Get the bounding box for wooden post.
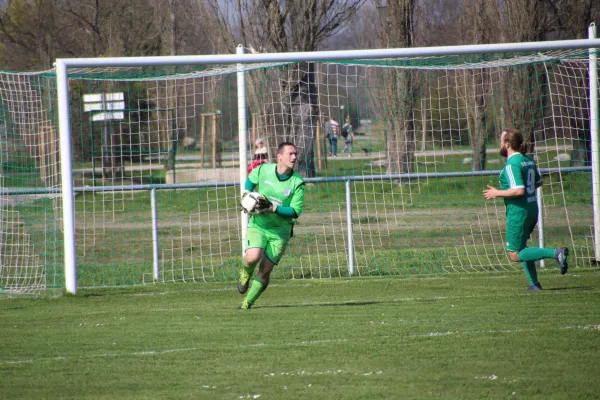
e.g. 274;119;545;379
316;120;322;170
251;113;257;145
40;126;47;183
215;113;222;167
200;115;206;168
39;126;48;184
421;98;426;152
48;127;58;185
212;114;217;168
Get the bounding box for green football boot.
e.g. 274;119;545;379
237;299;251;310
237;268;252;294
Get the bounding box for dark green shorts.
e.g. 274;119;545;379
245;224;289;264
505;206;538;252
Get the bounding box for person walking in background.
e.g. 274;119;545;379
238;142;305;309
483;127;569;291
325;116;339;157
341;118;354;156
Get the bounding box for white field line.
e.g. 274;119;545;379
1;324;598;366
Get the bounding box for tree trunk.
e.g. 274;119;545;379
287;62;318;177
385;70;416;178
470;82;487;171
571;127;592;167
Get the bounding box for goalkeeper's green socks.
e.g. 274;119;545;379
517;247;555;262
245;276;268;306
520;260;538;286
242;263;254;276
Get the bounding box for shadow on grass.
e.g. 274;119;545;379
258;300;383;309
544;286;595;291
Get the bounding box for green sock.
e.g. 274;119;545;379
243;263;254;275
245;275;268;305
518;247;555;262
520;261;538;285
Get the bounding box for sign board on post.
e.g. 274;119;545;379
83;93;125;120
83;93;125;179
92;112;125;122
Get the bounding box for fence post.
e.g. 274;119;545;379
345;180;354;276
151;188;160;280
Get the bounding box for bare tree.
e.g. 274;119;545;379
203;0;367;177
456;0;496;171
546;0;599;165
369;0;418;177
0;0;58;70
493;1;552;156
548;0;600;39
475;0;598;164
0;0;168;69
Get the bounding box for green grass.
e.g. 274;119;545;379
1;270;599;399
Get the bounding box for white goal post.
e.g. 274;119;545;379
47;36;600;295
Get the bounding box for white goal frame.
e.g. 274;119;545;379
55;35;600;294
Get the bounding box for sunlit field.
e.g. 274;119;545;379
1;270;599;399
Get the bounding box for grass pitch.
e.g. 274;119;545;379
1;270;599;399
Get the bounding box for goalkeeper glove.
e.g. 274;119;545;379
257;202;277;214
254;195;275;214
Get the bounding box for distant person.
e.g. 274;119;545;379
325;117;339;157
254;138;268;158
248;138;268;173
483;128;569;292
341;119;354;156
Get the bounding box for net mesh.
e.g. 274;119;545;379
0;47;597;292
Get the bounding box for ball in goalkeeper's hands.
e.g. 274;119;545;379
241;191;272;215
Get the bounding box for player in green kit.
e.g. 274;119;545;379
237;142;305;309
483;128;569;291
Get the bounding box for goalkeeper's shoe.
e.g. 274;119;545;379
237;268;252;294
237;299;251;310
555;247;569;275
526;283;543;292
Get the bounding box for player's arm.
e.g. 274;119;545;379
484;164;525;199
483;185;525;199
244;178;256;192
242;164;262;196
286;182;305;217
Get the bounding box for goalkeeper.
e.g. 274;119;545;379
483;128;569;291
238;142;305;309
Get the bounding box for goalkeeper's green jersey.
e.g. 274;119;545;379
248;163;305;236
499;152;541;211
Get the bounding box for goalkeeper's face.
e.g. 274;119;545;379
277;145;298;172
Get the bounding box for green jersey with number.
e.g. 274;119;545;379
499;153;541;210
248;163;305;236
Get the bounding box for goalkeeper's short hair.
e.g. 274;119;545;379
277;142;296;154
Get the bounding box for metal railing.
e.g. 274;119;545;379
1;166;591;288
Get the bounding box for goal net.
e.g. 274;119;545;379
0;46;597;293
0;71;63;294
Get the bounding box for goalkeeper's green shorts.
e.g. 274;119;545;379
245;224;289;265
